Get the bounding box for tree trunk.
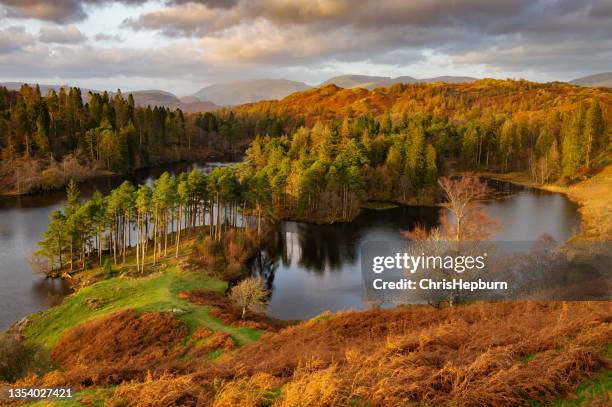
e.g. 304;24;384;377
175;205;182;258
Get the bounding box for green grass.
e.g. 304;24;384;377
23;264;262;349
23;388;113;407
543;370;611;406
520;353;538;363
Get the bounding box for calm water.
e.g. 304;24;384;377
252;184;582;320
0;176;582;329
0;162;226;330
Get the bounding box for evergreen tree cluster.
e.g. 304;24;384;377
37;166;272;275
242;114;440;222
0;84;186;172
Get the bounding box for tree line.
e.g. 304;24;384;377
36;165;272;276
0;84;295;194
36;95;610;273
239;97;608;222
234;80;611;182
0;84;188;172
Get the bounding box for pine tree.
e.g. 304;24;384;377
561;109;585;178
405;126;426;186
461;126;479;167
425;144;438;185
380;110;392;135
37;210;67;274
65;179;80;216
584;100;605;168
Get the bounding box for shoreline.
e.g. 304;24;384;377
0;150;236;198
478;167;612;240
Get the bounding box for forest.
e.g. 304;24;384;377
237;85;610;221
5;79;610;407
34;79;612;275
35;165;271;278
0;84;260;194
3;80;610;199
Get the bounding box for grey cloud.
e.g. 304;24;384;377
0;26;34;54
121;3;221;37
1;0;612;89
0;0;233;23
121;0;612;80
0;0;148;23
168;0;238;8
589;0;612;17
122;1;612;57
0;40;214;80
39;25;86;44
1;0;87;23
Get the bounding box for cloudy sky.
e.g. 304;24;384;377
1;0;611;95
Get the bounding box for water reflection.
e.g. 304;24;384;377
0;161;230;330
252;185;582;320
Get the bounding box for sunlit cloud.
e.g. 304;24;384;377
0;0;611;93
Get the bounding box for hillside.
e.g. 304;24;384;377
322;75;477;90
572;72;612;88
233;79;612;125
321;74;390;89
11;295;611;406
126;89;180;106
193;78;310;105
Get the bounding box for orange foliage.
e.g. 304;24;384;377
48;310;189;386
233;80;612;127
25;302;612;406
200;301;611;406
179;289;282;330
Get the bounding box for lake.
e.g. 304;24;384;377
0;162;225;330
251;183;582;320
0;175;581;329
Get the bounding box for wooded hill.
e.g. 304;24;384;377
209;80;611;222
232;79;612;125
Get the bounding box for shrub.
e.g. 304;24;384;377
0;333;50;382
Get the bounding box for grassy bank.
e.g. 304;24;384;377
23;264;262;349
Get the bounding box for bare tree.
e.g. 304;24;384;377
437;174;496;241
229;277;269;319
403;174;500;306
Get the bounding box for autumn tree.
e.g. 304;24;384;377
229;277;269;319
437;174;494;241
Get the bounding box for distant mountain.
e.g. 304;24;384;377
126;89;180;106
192;79;310;106
125;90;219;112
571;72;612;87
179;96;201;104
322;75;477;90
321;75;390;89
